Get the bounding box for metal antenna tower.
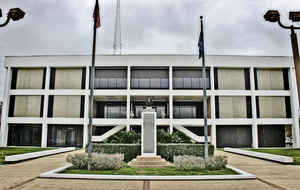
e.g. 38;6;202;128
113;0;121;54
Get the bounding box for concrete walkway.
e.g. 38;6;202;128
0;150;299;190
216;150;300;190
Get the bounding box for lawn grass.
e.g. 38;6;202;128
246;148;300;165
0;147;55;164
62;166;237;176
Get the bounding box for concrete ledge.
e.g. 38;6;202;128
40;164;256;180
224;148;293;163
5;147;76;162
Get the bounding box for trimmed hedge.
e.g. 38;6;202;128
90;143;214;162
157;144;214;162
90;143;141;162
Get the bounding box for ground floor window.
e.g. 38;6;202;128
47;125;83;147
8;124;42;146
216;125;252;148
258;125;286;147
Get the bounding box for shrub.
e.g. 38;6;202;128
105;129;192;144
207;155;228;170
157;144;214;162
90;143;141;162
90;153;124;170
90;143;214;163
105;131;141;144
174;155;205;170
66;153;88;169
157;129;192;143
66;153;124;170
157;129;172;143
171;131;192;143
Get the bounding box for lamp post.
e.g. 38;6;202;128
0;8;25;27
264;10;300;101
264;10;300;148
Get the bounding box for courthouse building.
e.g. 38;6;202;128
0;55;299;148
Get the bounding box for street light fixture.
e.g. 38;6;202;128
0;8;25;27
289;12;300;22
264;10;300;148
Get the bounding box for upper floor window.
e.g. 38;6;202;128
254;68;289;90
131;67;169;89
50;68;86;89
11;68;45;89
94;67;127;89
214;68;250;90
173;67;210;89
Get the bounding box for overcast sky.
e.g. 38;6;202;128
0;0;300;97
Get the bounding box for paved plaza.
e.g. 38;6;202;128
0;150;299;190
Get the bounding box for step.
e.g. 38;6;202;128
136;156;162;161
129;164;173;168
129;160;169;166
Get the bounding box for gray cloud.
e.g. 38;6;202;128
0;0;300;97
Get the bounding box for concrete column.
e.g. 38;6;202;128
127;65;131;90
211;124;216;147
41;124;48;147
289;67;300;148
169;95;173;134
210;66;215;90
41;66;50;147
210;66;217;147
126;95;130;131
126;66;131;132
211;95;216;147
83;123;89;148
252;124;258;148
0;67;11;147
250;67;258;148
83;66;90;148
169;65;173;90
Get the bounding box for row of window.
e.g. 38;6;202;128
8;96;292;119
10;67;289;90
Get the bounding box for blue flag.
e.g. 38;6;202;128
198;29;203;59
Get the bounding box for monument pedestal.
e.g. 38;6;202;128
128;107;172;168
128;155;172;168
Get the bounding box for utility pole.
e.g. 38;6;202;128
264;10;300;148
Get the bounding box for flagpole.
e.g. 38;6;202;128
199;16;209;168
88;1;98;171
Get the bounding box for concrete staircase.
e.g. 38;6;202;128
128;155;173;168
92;125;125;142
173;125;211;143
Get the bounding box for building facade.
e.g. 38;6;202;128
0;55;299;148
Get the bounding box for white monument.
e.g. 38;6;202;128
128;105;172;168
141;107;157;156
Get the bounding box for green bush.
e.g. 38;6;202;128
90;143;141;162
157;129;191;143
105;131;141;144
104;129;192;144
90;143;214;163
171;131;192;143
157;144;214;162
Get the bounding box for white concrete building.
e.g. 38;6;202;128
0;55;299;148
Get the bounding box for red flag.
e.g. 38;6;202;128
93;0;101;28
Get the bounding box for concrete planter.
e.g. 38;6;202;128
40;164;256;180
5;147;76;162
224;148;293;163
